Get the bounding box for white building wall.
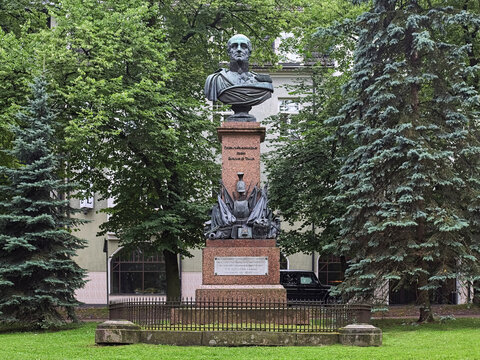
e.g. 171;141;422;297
181;272;203;299
75;272;107;305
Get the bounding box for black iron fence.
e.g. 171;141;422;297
109;298;371;332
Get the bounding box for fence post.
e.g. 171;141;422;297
357;305;372;324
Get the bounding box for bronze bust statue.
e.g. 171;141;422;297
204;34;274;122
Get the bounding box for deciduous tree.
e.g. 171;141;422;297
39;0;301;298
265;0;363;258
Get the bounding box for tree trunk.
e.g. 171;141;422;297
417;273;434;323
473;280;480;305
415;196;433;322
66;306;79;323
163;250;181;300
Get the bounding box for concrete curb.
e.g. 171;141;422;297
95;321;382;347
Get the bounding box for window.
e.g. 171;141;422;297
318;255;343;286
280;253;289;270
111;248;166;294
300;275;313;285
278;99;300;138
79;197;94;209
278;99;299;114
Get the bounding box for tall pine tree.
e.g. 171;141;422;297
0;76;86;329
332;0;480;322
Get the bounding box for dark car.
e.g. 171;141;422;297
280;270;332;302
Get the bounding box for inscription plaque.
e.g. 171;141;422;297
214;256;268;276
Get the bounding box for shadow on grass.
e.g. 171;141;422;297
372;318;480;332
0;321;84;334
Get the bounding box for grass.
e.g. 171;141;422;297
0;318;479;360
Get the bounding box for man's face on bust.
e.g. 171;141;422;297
228;37;251;62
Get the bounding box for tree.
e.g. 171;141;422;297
0;1;52;170
34;0;301;298
0;76;86;329
331;0;480;322
446;0;480;305
265;0;363;257
265;68;352;256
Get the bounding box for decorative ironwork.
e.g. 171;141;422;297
205;177;280;240
109;298;371;332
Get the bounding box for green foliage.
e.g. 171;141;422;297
266;1;364;255
0;76;86;329
0;1;51;170
265;72;352;255
0;0;303;298
46;0;211;255
331;0;480;305
0;0;51;36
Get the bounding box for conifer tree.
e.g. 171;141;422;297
332;0;480;322
0;76;86;329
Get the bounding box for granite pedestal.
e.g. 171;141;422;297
196;239;286;302
197;121;285;302
217;122;265;196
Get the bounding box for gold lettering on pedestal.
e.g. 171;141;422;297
225;146;257;161
228;157;255;161
224;146;258;150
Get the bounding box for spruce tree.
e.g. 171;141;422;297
0;76;86;329
332;0;480;322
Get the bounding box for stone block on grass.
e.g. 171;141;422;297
95;320;141;345
339;324;382;347
141;330;203;346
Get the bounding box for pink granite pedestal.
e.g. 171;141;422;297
217;122;265;196
196;239;286;302
196;122;286;303
195;285;287;303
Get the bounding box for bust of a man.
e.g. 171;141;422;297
204;34;274;122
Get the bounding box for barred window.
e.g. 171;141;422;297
111;249;166;295
318;255;343;286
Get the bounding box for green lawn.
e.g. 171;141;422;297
0;319;478;360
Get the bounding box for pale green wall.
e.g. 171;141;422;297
72;197;109;272
287;252;314;271
181;248;203;272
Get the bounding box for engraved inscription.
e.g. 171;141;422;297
224;145;256;161
214;256;268;276
224;146;258;150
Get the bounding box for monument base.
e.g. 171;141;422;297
202;242;280;285
196;285;286;303
199;239;284;302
